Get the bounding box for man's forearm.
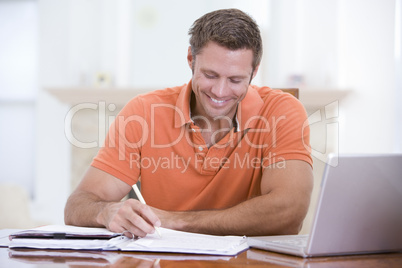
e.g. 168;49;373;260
64;190;109;227
155;192;310;236
65;189;161;237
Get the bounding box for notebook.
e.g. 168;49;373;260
247;154;402;257
9;225;248;256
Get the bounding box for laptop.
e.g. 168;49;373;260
247;154;402;257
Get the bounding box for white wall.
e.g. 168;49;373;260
33;0;71;224
338;0;399;154
396;0;402;152
267;0;399;155
0;1;37;195
62;0;270;89
266;0;339;88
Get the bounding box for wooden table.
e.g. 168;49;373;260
1;247;401;267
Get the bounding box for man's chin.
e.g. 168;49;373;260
208;110;235;121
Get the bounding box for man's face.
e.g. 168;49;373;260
188;41;259;121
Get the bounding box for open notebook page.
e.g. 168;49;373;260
120;227;248;255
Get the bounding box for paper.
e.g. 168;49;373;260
9;225;123;250
9;225;119;239
122;228;248;255
9;238;115;250
0;229;21;247
9;225;249;256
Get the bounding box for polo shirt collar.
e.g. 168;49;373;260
237;85;264;130
174;81;264;130
174;82;193;128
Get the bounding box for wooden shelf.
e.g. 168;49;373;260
46;87;352;110
46;87;152;107
299;88;352;110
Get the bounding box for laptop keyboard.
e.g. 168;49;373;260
270;235;309;248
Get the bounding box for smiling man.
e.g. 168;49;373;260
64;9;313;237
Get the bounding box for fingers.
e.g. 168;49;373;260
106;199;161;238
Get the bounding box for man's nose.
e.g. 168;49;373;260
210;79;229;98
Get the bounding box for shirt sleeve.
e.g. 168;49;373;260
91;96;148;186
261;92;313;168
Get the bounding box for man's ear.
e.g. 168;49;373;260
252;64;260;80
187;46;193;69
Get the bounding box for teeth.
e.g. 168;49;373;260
211;97;225;103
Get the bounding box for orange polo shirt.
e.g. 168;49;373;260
92;82;312;211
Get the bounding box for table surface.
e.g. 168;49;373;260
1;247;402;268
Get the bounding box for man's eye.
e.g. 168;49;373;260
205;73;216;79
230;79;242;84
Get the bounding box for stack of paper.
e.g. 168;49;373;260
9;225;120;239
9;225;248;256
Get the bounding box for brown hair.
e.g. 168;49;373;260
188;8;263;71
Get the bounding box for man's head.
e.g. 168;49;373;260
188;8;263;72
187;9;263;124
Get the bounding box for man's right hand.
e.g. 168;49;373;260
97;198;161;237
64;166;161;238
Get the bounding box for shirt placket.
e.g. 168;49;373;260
199;128;238;175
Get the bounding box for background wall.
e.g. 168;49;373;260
0;0;400;229
0;0;37;203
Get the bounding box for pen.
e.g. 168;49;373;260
132;184;162;237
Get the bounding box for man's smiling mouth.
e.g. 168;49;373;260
210;97;226;103
208;95;231;104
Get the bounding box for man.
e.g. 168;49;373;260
64;8;313;237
